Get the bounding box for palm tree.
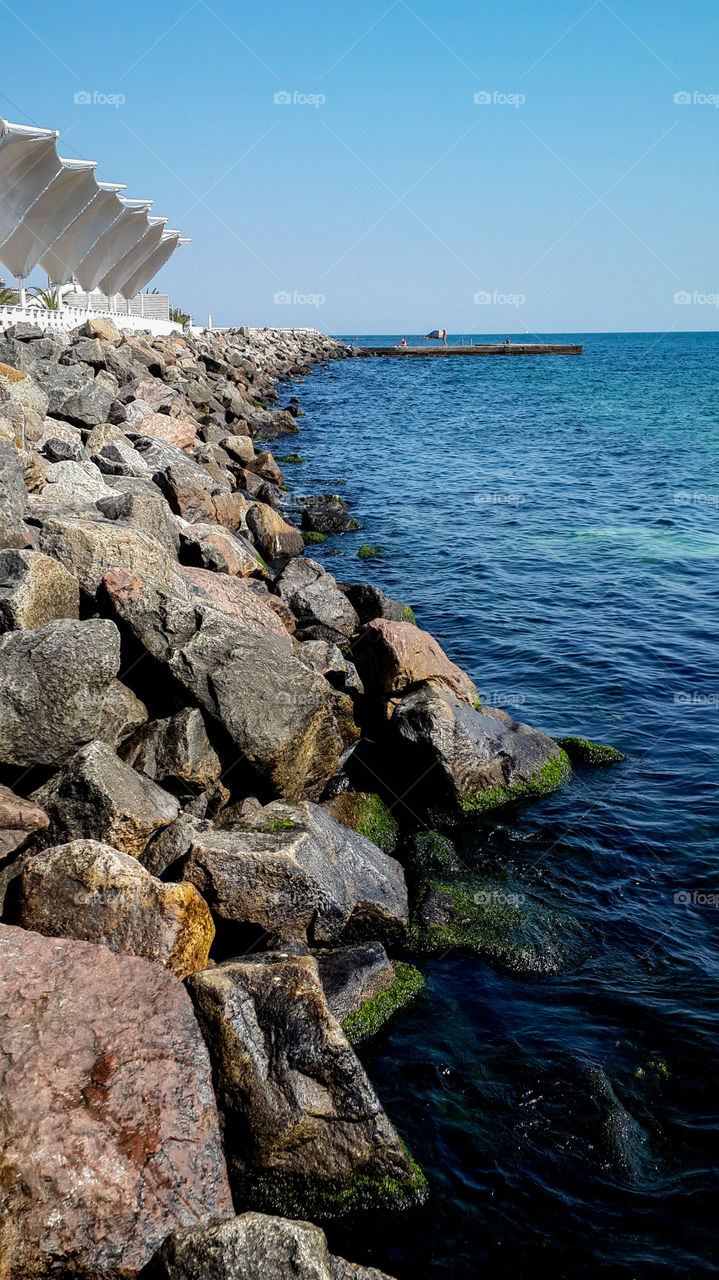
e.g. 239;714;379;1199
170;304;190;325
0;286;19;306
28;287;59;310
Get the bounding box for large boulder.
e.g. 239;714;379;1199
157;1213;398;1280
178;567;289;637
275;558;358;637
179;520;262;577
181;798;408;944
246;503;304;560
31;740;180;856
136;410;197;451
18;839;214;979
33;361;114;426
33;511;179;596
0;439;30;549
393;686;571;814
96;478;180;557
0;365;49;416
0;548;79;631
352;618;477;711
43;458;115;503
0;618;121;767
187;953;426;1218
103;575;353;800
121;706;222;794
343;582;415;626
0;924;232;1276
0;783;48;859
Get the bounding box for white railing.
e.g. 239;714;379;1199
0;304;182;338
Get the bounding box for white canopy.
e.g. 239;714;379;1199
119;232;188;300
0;116;187;292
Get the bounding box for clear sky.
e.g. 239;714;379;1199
2;0;717;332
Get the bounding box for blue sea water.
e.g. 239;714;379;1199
277;333;719;1279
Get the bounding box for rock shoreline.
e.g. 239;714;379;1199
0;319;619;1278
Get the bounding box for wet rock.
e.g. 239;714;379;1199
275;557;358;636
246;502;304;560
392;686;570;815
31;739;180;856
316;941;422;1038
555;735;627;765
156;1212;399;1280
18;839;214;979
300;496;359;535
343;582;415;626
0;439;30;549
0;619;121;767
187;952;426;1218
183;798;408;944
0;784;48;859
121;707;222;794
104;579;349;799
0;923;232;1275
0;548;79;631
352;618;477;711
248;449;283;485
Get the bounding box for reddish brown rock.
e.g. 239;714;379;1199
246;503;304;561
178;566;293;644
133;414;193;451
0;923;232;1277
352;618;477;711
0;784;48;859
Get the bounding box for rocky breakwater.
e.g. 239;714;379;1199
0;317;622;1277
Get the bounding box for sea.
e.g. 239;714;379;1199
273;332;719;1279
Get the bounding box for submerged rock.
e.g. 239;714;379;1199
187;952;427;1219
555;735;627;765
0;924;232;1276
392;686;570;816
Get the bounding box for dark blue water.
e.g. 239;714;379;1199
280;334;719;1279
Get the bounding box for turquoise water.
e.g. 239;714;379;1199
278;334;719;1278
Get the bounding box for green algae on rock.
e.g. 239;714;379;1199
555;736;627;765
358;545;386;559
341;961;425;1045
302;530;326;545
460;748;572;815
327;791;399;856
241;1155;428;1222
405;829;462;879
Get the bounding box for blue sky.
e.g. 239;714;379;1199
2;0;717;331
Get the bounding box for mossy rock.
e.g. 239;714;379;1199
408;879;583;974
277;454;305;464
459;749;571;816
239;1156;428;1221
357;545;386;560
555;736;627;765
401;604;416;625
328;792;399;856
406;830;462;879
302;531;326;546
341;961;425;1045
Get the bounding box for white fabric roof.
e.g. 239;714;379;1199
0;117;187;290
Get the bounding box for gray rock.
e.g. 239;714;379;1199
33;511;180;595
41;437;84;463
0;440;29;549
187;953;426;1218
17;838;214;980
392;685;570;814
31;739;180;856
121;706;222;793
275;558;359;637
0;366;49;416
343;582;414;626
316;941;398;1024
102;576;352;800
294;639;364;696
183;798;408;944
43;458;115;502
95;677;148;749
157;1212;399;1280
0;619;121;767
33;362;114;426
0;549;79;631
97;478;180;556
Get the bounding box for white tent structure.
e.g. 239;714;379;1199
0;117;189;334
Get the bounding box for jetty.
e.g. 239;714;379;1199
356;342;582;357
